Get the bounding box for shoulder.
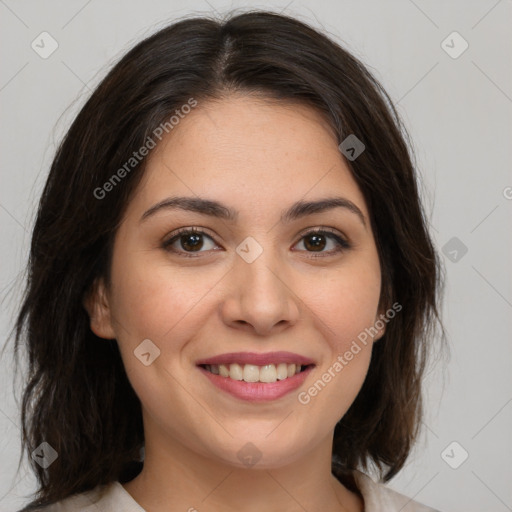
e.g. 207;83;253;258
27;482;145;512
353;470;441;512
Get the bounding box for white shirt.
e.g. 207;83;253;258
33;471;440;511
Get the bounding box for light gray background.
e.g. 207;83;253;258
1;1;511;511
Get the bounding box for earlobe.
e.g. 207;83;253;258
374;326;386;342
83;277;116;339
373;309;387;342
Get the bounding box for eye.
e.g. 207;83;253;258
293;228;351;258
162;227;219;258
162;227;351;258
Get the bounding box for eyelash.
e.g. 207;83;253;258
162;227;351;259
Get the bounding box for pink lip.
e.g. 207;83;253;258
197;365;314;402
195;351;315;366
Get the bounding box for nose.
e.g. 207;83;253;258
220;247;300;336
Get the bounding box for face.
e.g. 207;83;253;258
87;94;384;470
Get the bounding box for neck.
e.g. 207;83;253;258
122;424;363;512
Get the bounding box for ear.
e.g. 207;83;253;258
373;307;387;342
373;325;386;342
83;277;116;339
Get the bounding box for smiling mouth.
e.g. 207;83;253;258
198;363;314;383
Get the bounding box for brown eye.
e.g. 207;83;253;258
178;232;204;251
294;229;351;257
162;228;218;256
162;227;351;259
303;232;328;252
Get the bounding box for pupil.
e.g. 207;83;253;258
182;234;202;251
305;234;325;252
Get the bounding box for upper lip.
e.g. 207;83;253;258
196;351;316;367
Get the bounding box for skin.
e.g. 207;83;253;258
85;94;385;512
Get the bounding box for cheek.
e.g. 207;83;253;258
308;263;381;346
109;250;203;341
297;281;377;427
296;263;380;412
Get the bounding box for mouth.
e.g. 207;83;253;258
198;362;314;383
195;351;316;402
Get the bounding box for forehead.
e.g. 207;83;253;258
128;95;369;221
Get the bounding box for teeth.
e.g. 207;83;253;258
243;364;259;382
276;363;288;380
260;364;277;383
229;363;243;381
204;363;307;382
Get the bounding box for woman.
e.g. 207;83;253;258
13;10;445;512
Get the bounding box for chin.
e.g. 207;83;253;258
209;433;314;470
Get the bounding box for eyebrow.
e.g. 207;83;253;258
140;195;367;228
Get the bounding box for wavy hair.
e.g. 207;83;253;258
9;9;445;510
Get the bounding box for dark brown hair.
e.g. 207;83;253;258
9;9;445;510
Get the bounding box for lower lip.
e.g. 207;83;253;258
197;365;314;402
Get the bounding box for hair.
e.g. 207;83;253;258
9;9;445;510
